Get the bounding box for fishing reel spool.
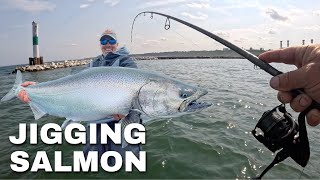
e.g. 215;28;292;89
252;104;310;179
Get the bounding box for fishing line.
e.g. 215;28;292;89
171;29;203;50
130;13;202;52
155;18;203;50
298;168;305;179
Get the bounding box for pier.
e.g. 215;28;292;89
13;59;91;73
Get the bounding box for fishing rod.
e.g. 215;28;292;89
131;11;320;110
131;11;282;75
131;11;320;179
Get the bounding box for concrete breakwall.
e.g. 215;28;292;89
12;56;155;73
13;59;92;73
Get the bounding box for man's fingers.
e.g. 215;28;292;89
18;82;35;103
289;94;312;112
306;109;320;126
258;46;308;66
20;90;27;99
259;47;296;64
21;81;36;87
17;90;29;103
269;67;308;91
112;114;125;121
23;96;30;103
17;91;24;100
277;91;293;103
112;115;120;120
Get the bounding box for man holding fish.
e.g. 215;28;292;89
6;28;210;167
17;29;142;165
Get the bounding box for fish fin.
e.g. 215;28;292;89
1;70;23;102
131;96;149;123
131;108;144;114
131;96;150;123
140;114;153;123
29;102;47;120
130;95;146;117
120;110;141;148
61;119;73;129
90;117;114;124
120;123;129;149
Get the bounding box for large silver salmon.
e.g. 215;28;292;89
1;67;211;127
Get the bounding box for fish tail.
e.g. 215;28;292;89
1;70;23;102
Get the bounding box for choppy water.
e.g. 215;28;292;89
0;59;319;179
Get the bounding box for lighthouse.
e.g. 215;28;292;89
29;21;44;65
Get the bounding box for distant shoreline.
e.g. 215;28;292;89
132;48;266;59
9;48;267;73
134;56;249;60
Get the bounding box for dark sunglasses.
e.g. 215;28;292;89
100;39;117;45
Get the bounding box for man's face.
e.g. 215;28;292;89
100;35;118;54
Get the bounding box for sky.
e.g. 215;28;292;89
0;0;319;66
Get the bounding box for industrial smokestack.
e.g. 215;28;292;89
302;40;305;45
280;41;283;48
311;39;314;44
287;40;289;47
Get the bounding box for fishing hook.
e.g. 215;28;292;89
254;65;260;70
165;17;170;30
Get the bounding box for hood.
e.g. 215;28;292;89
103;46;130;58
114;46;130;55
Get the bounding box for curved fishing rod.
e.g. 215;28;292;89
131;11;320;108
131;11;282;76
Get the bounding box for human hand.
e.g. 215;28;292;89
17;81;36;103
259;45;320;126
112;114;125;121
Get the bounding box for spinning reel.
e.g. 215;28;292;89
252;104;310;179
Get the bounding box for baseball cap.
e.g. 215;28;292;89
100;29;117;41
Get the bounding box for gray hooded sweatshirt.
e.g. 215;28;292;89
84;46;140;165
90;47;137;68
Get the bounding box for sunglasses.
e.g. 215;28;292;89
100;39;117;45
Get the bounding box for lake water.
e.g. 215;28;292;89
0;59;319;179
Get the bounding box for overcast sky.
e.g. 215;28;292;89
0;0;319;66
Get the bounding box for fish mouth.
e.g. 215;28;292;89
185;100;212;112
178;89;212;113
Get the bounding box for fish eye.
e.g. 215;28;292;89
180;93;189;98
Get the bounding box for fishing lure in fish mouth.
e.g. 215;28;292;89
131;11;320;179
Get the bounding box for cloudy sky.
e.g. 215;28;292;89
0;0;319;66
